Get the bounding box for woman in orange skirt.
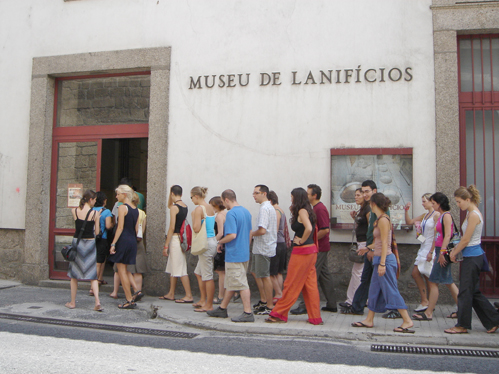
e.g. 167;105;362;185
266;187;322;325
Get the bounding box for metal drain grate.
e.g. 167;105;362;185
371;344;499;358
0;312;198;339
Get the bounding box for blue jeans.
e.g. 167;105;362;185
351;254;373;314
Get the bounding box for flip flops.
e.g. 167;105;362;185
94;305;104;312
446;311;458;319
351;322;373;328
265;316;286;323
394;326;415;334
159;296;175;300
444;327;468;334
412;312;432;321
175;298;194;304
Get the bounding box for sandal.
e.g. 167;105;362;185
412;312;432;321
98;280;108;285
213;297;223;305
94;305;104;312
444;327;468;334
351;321;373;328
132;290;144;302
487;325;499;334
265;316;286;323
118;300;136;309
159;296;175;301
394;326;415;334
446;311;458;319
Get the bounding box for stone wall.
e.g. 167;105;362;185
0;229;24;279
58;76;150;127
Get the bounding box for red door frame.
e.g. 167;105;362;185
49;72;150;279
457;34;499;296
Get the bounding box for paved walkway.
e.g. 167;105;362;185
1;280;498;348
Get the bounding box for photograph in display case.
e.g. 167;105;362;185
330;148;413;229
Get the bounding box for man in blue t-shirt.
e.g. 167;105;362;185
207;189;254;323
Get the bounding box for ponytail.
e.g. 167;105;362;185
454;185;481;205
79;189;96;209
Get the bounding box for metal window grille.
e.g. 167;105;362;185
458;35;499;296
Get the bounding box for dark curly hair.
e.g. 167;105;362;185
370;193;391;212
430;192;450;212
290;188;316;226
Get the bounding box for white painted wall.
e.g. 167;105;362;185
0;0;435;243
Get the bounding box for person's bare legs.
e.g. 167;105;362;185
240;288;252;314
179;275;193;300
195;273;206;306
220;290;235;309
357;310;376;327
128;271;139;293
271;275;282;299
261;276;274;308
90;279;101;308
397;309;414;329
196;279;215;311
116;263;133;302
162;276;177;299
412;266;429;307
252;273;266;303
65;278;78;309
415;281;438;319
96;262;106;283
109;272;120;298
447;283;459;305
134;273;143;293
215;270;225;300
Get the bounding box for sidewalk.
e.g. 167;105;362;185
1;280;498;349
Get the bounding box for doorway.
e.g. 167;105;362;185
49;137;148;279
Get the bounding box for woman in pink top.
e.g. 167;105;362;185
413;192;458;321
351;193;414;333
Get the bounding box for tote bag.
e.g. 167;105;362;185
191;205;209;255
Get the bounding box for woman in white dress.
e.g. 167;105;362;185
404;193;440;313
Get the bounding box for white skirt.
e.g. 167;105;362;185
165;235;188;277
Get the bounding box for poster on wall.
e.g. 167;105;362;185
330;149;413;229
67;184;83;208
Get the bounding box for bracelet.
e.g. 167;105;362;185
379;264;386;267
110;243;116;247
164;246;168;249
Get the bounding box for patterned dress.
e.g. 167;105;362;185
67;209;98;280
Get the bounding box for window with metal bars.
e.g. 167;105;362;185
458;34;499;296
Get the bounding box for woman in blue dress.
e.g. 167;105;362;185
109;184;139;309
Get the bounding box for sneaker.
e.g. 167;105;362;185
231;312;255;322
382;310;402;319
321;306;338;313
255;306;272;315
206;307;228;318
414;304;428;313
290;306;307;315
339;302;351;308
340;305;364;315
253;300;267;310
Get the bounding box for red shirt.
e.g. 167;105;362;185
313;201;330;252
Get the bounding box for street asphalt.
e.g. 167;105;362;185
1;279;498;349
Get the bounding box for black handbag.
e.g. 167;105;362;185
62;209;93;262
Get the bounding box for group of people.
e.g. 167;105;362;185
342;180;499;334
159;184;335;324
65;178;147;311
64;178;499;334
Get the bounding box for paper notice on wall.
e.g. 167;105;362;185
67;184;83;208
